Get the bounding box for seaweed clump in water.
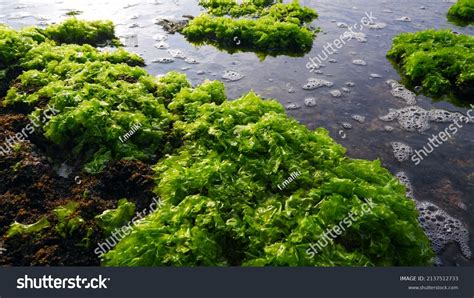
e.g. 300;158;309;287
0;18;119;96
2;21;434;267
181;0;318;59
387;29;474;101
447;0;474;26
43;18;119;46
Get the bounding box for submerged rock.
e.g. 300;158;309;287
155;17;189;34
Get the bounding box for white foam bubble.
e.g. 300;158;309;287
152;57;174;63
286;103;301;110
154;41;169;49
222;70;245;81
391;142;413;162
184;57;199;64
386;79;417;105
396;16;412;22
384;125;394;132
396;171;414;198
302;78;334;90
346;31;367;42
351;114;366;123
330;90;342;97
341;122;353;129
380;106;430;132
380;106;470;132
352;59;367;66
428;109;470;123
304;97;317;107
153;34;168;41
396;173;472;260
368;22;387;29
168;49;186;59
287;83;296;93
417;201;471;259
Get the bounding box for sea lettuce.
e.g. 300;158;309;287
2;20;434;266
53;202;85;237
6;217;51;237
448;0;474;25
95;199;136;235
0;25;41;95
387;29;474;100
43;18;119;46
103;92;434;266
182;0;318;58
3;40;182;173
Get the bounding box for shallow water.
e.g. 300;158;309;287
1;0;473;265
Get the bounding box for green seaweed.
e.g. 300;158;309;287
387;29;474;102
43;18;119;46
53;202;85;237
2;20;434;267
95;199;136;235
6;217;51;237
103;90;434;266
182;0;318;59
0;25;41;95
0;19;120;96
447;0;474;26
3;41;178;172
